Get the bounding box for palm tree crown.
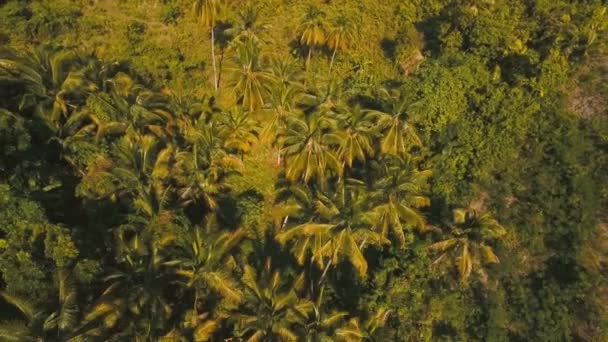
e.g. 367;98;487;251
429;208;507;285
299;6;327;69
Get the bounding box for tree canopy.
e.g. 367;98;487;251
0;0;607;341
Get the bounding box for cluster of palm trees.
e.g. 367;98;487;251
0;4;508;341
298;6;356;72
194;0;355;87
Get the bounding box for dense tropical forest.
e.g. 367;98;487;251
0;0;607;340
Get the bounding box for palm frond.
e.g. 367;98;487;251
0;291;35;321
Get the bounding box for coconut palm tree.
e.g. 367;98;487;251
301;286;347;342
172;215;245;313
279;112;342;185
234;261;313;341
174;94;225;164
0;47;95;132
262;83;303;165
224;4;270;48
299;6;327;70
217;106;260;156
276;180;388;279
69;73;177;147
169;96;242;213
227;41;275;112
334;105;378;170
170;309;222;342
0;290;37;341
79;132;175;215
80;223;178;340
0;269;79;341
269;56;305;90
194;0;222;90
326;15;355;72
428;208;507;285
367;89;421;156
298;78;347;118
367;155;431;246
335;308;391;342
174;121;240;213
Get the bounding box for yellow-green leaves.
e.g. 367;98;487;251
429;208;506;286
193;0;221;28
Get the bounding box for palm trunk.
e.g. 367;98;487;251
329;47;337;72
211;26;218;90
359;237;368;250
306;48;312;70
318;257;333;285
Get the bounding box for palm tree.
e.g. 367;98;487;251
301;286;347;342
79;132;175;216
276;180;388;279
217;106;260;156
299;6;327;70
367;155;431;246
227;41;275;112
279;112;342;185
298;78;347;118
335;308;391;342
71;74;177;147
172;310;222;342
262;83;302;165
326;15;355;72
0;47;95;132
0;269;79;341
367;89;421;156
172;215;245;313
0;291;36;341
428;208;507;285
168;95;240;213
224;4;270;48
81;224;178;339
194;0;222;90
269;56;305;90
334;105;378;169
174;121;240;212
234;261;313;341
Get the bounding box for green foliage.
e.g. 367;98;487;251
0;184;78;303
0;0;606;340
126;21;147;44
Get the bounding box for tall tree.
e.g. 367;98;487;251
334;105;378;169
335;308;391;342
301;286;347;341
279;112;342;185
0;270;79;341
367;156;431;246
225;4;269;48
227;41;275;112
262;83;303;166
217;107;260;156
276;180;388;278
194;0;222;90
234;261;313;341
326;15;355;72
367;89;421;156
299;6;327;70
428;208;507;285
0;47;95;132
172;215;245;322
81;222;178;340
